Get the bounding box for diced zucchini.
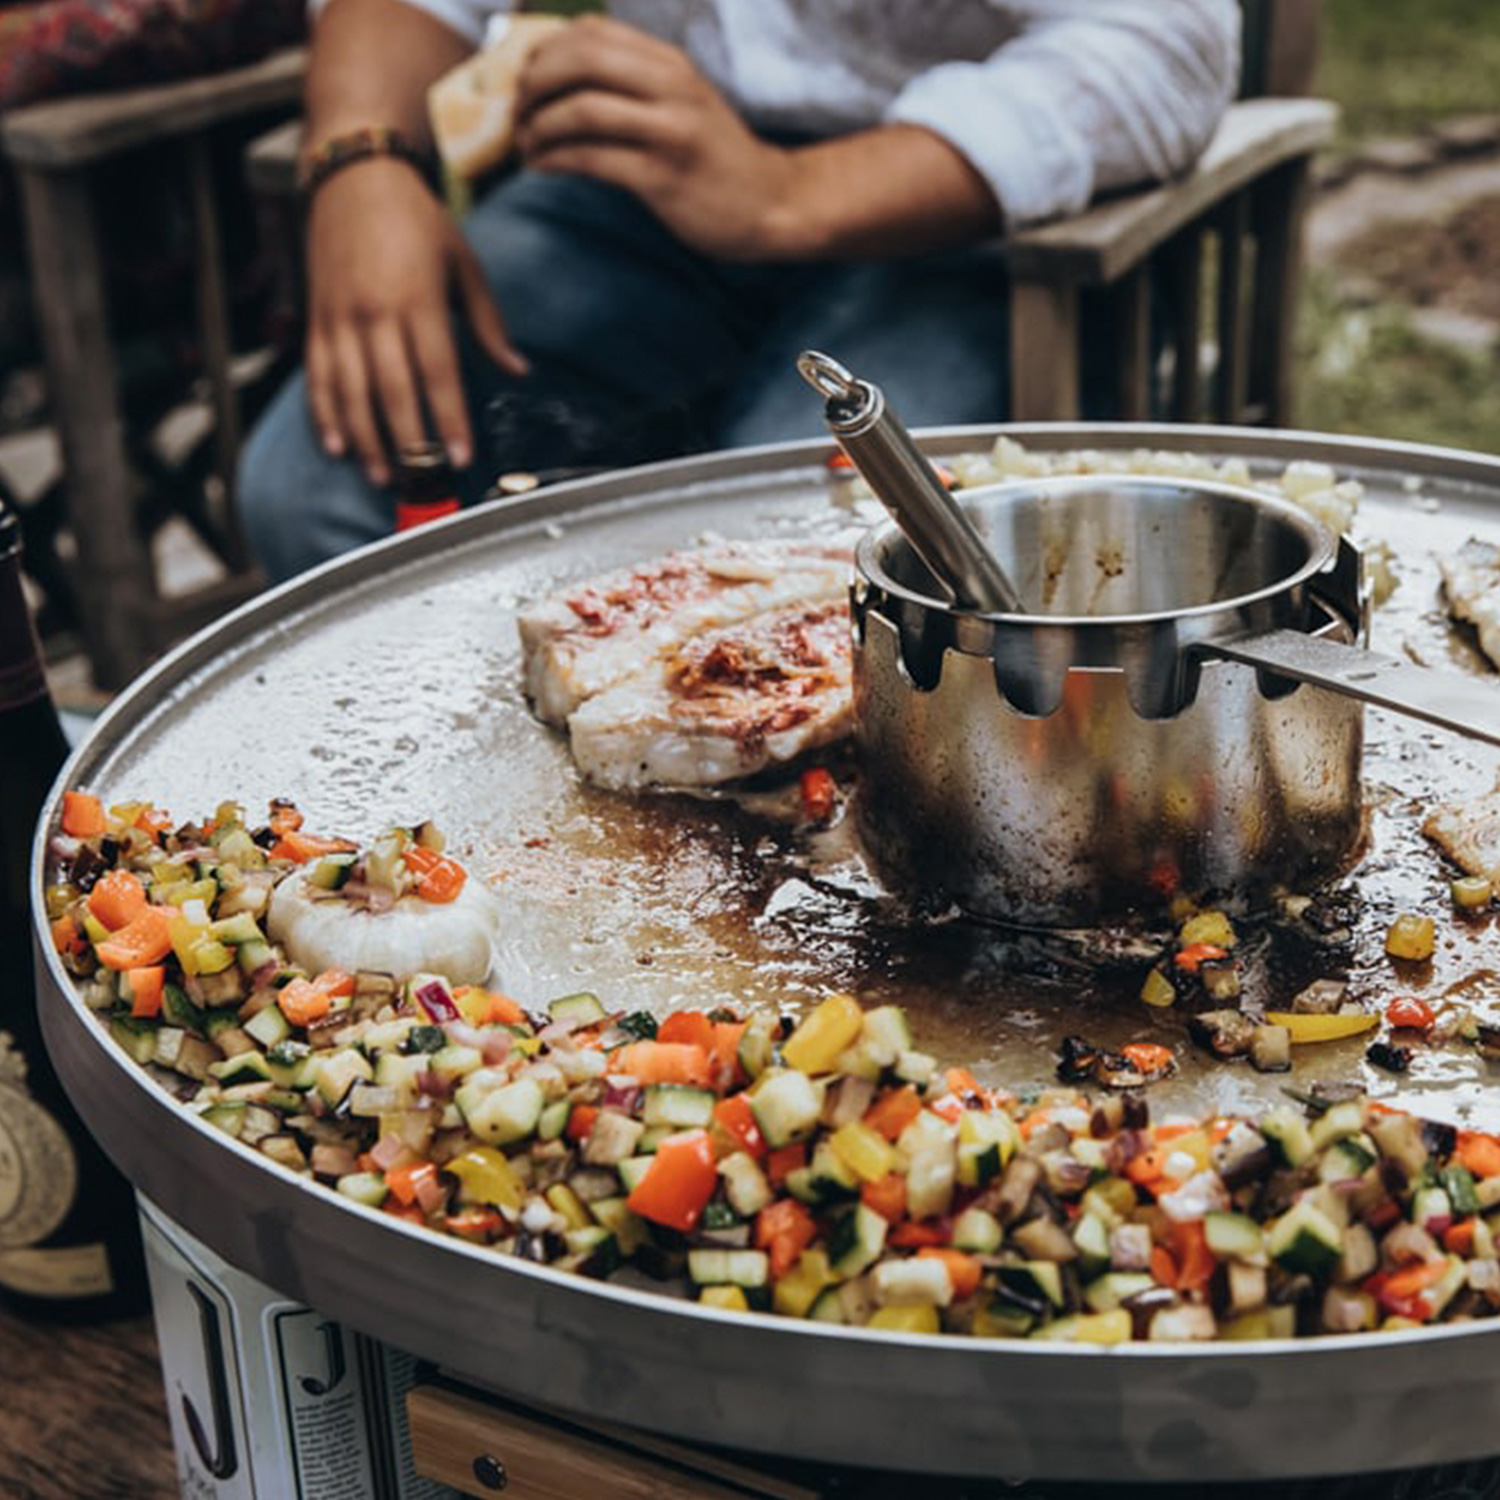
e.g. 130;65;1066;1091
867;1305;941;1334
871;1257;953;1307
1309;1099;1365;1151
687;1249;771;1289
827;1203;888;1279
1268;1198;1343;1277
208;911;264;946
772;1250;836;1319
892;1050;938;1089
806;1141;861;1203
208;1050;274;1087
590;1197;649;1257
1069;1210;1111;1275
996;1261;1065;1309
200;1101;246;1139
808;1287;847;1324
1319;1136;1376;1184
905;1142;957;1222
952;1207;1004;1256
749;1070;823;1148
547;991;607;1026
1442;1164;1481;1217
1203;1210;1267;1264
307;852;357;890
456;1077;545;1146
700;1285;750;1314
718;1152;774;1217
562;1226;621;1278
957;1110;1020;1188
537;1098;574;1141
243;1003;292;1050
428;1044;485;1083
1412;1185;1453;1232
313;1049;374;1109
642;1085;717;1131
736;1013;778;1081
544;1183;592;1231
615;1156;655;1195
336;1171;389;1208
1260;1106;1315;1167
108;1017;159;1066
1083;1272;1156;1313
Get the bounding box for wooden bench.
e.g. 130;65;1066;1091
1;46;307;688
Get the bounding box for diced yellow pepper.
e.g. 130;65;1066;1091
1179;910;1236;949
446;1146;526;1211
699;1285;750;1313
544;1182;592;1231
1263;1011;1379;1043
1385;912;1436;961
1062;1309;1133;1345
188;938;236;976
781;994;865;1075
868;1304;941;1334
1140;968;1177;1008
828;1122;901;1183
773;1249;836;1319
454;986;495;1027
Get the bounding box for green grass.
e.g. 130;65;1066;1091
1295;272;1500;453
1318;0;1500;146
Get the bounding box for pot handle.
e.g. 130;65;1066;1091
1201;628;1500;747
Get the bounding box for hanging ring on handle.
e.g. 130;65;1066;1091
797;350;864;404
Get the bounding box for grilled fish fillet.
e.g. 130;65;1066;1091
1438;539;1500;671
567;599;853;790
1423;783;1500;885
518;541;852;726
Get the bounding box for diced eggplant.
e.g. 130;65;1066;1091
1250;1025;1291;1074
1187;1010;1257;1059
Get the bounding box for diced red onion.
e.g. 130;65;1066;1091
602;1081;644;1115
481;1031;513;1066
414;1171;448;1216
415;1070;451;1099
415;980;460;1023
369;1134;411;1171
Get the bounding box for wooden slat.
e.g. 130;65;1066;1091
0;47;306;168
1212;195;1252;423
407;1385;826;1500
1111;267;1152;421
1164;228;1206;421
1009;279;1081;421
1246;155;1314;427
15;164;153;688
1001;97;1335;286
1262;0;1324;96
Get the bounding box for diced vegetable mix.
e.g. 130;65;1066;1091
42;797;1500;1342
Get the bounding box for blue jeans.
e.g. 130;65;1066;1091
238;170;1019;581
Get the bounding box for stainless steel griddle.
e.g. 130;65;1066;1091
31;425;1500;1483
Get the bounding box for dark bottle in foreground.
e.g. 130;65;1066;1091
393;440;463;533
0;499;147;1321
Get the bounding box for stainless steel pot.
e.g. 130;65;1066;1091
852;475;1369;926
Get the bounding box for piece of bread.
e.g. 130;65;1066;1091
428;14;569;180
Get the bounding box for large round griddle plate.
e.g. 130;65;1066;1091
32;425;1500;1482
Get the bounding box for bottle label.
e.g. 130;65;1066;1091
0;1066;79;1250
0;1242;111;1297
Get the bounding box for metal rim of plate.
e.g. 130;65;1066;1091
31;424;1500;1484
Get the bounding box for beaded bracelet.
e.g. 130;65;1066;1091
297;125;434;197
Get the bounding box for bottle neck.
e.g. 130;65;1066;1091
0;529;49;717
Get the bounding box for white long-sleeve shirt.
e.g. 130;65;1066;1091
384;0;1240;226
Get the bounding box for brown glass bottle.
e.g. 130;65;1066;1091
0;499;147;1321
393;441;462;533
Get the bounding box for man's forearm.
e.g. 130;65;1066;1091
759;124;1002;262
303;0;475;156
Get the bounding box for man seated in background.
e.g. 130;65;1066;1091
238;0;1239;581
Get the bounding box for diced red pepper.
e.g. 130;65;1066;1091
127;966;166;1020
444;1207;503;1242
1456;1132;1500;1181
711;1095;765;1160
403;844;467;903
755;1198;817;1280
565;1104;600;1143
626;1130;718;1232
95;905;178;971
87;869;148;931
862;1086;923;1143
1175;942;1227;974
657;1010;714;1051
1172;1219;1215;1293
384;1160;441;1208
860;1172;907;1223
764;1144;806;1188
269;830;359;864
888;1220;950;1249
798;768;837;825
1385;996;1436;1032
61;791;106;838
1121;1043;1175;1076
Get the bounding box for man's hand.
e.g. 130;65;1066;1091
513;14;1000;265
304;160;528;486
514;15;798;262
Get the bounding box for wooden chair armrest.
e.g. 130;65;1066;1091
0;46;307;169
1001;96;1337;286
246;117;304;196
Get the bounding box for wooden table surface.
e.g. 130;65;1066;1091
0;1306;176;1500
